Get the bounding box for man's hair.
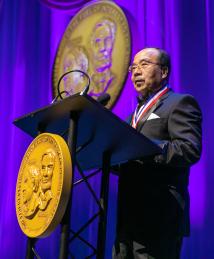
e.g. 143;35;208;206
150;48;171;81
144;47;171;80
155;48;171;80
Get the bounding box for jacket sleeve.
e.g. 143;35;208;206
153;95;202;167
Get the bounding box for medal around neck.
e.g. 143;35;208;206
15;133;72;238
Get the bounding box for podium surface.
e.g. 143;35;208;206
14;94;161;170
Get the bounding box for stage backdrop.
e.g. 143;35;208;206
0;0;214;258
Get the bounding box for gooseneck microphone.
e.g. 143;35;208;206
52;70;110;107
52;70;91;103
80;77;90;96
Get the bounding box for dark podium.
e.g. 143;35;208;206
14;93;161;259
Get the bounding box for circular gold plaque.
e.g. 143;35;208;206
53;0;131;108
15;133;72;238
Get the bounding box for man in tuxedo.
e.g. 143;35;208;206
113;48;202;259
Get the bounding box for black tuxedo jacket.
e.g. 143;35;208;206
116;89;202;243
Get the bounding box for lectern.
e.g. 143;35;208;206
14;93;161;259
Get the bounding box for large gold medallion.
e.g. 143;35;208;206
16;133;72;238
53;0;131;108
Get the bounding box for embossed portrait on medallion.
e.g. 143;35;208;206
39;150;55;211
22;150;56;219
53;1;131;108
63;42;89;95
89;18;116;96
22;162;40;219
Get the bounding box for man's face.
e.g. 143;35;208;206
131;48;165;97
92;24;114;72
41;154;54;191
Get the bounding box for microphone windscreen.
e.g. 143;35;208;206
97;93;111;106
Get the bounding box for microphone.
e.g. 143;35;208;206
80;83;90;95
56;69;90;98
97;93;111;106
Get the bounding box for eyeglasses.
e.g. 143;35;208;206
128;60;162;73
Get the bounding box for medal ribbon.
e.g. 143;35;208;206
131;86;169;129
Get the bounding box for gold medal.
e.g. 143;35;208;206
15;133;72;238
53;0;131;108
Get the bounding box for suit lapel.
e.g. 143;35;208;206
136;89;172;132
136;99;162;131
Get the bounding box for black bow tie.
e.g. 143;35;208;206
137;95;149;105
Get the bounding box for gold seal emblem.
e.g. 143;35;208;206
15;133;72;238
53;0;131;108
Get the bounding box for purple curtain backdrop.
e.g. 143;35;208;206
0;0;213;258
